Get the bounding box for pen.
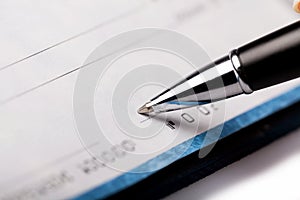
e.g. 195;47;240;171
138;20;300;114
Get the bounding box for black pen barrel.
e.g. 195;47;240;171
235;20;300;91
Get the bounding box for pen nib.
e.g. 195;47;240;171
137;103;154;115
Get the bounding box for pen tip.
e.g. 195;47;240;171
137;103;154;115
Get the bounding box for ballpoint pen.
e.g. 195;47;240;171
138;20;300;115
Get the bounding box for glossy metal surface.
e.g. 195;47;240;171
139;54;252;114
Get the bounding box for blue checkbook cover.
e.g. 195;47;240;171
74;85;300;200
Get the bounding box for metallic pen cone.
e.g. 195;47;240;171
137;55;250;114
137;103;154;115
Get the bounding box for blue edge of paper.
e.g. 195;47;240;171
74;86;300;200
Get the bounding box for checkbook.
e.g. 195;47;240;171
0;1;299;200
